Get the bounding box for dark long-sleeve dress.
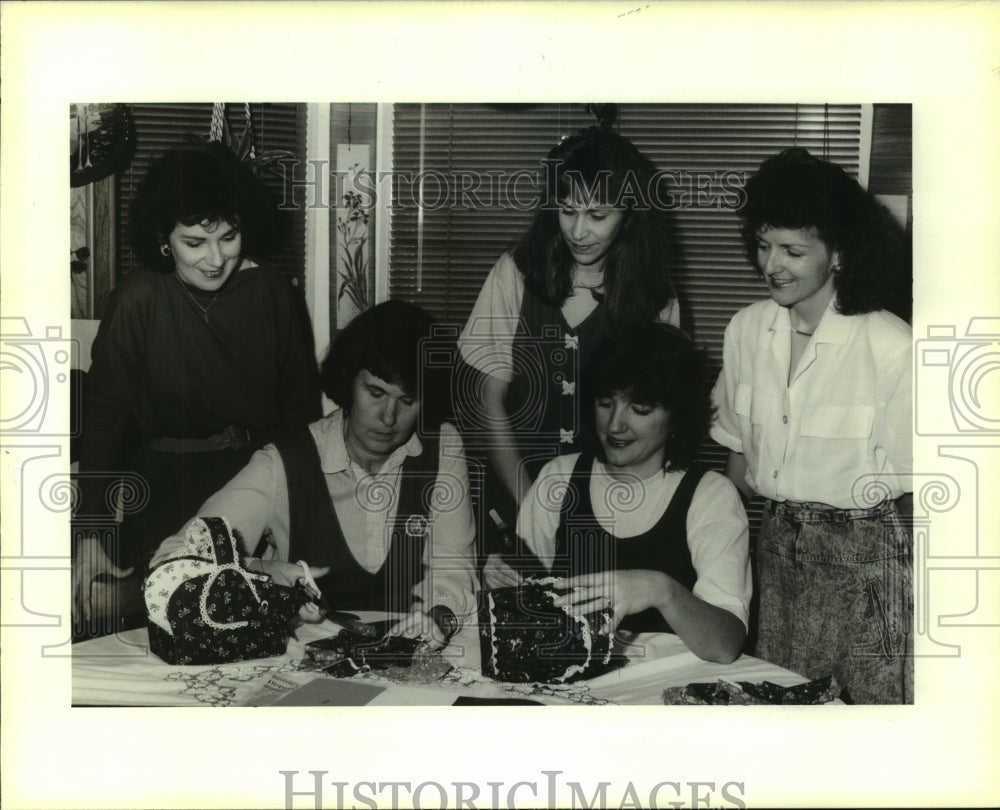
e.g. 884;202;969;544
76;260;321;571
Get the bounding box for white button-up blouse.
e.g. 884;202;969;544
710;299;913;508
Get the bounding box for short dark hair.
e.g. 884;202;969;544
512;126;675;322
585;322;712;471
739;147;907;316
130;142;274;272
320;300;450;428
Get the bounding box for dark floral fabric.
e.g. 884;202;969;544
478;578;625;684
145;517;308;666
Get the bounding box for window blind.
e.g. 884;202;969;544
115;103;307;288
388;102;861;412
389;103;860;342
388;103;863;542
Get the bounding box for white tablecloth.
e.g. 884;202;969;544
72;616;826;707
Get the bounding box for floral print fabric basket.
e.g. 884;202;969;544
144;516;308;665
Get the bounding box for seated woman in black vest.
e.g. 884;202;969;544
150;300;478;650
485;322;750;663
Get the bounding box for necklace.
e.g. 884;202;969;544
175;273;219;324
572;265;604;287
572;267;605;302
789;315;815;337
573;283;605;303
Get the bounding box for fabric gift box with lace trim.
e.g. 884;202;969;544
478;578;625;684
144;516;309;665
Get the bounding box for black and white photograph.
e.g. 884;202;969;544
66;100;913;707
2;3;998;809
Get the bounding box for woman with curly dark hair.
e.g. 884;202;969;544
486;323;751;664
711;147;913;702
73;142;321;635
458;124;679;535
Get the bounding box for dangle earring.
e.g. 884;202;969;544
159;243;171;257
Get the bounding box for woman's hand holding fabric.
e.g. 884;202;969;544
553;569;669;631
387;609;451;652
553;568;745;663
246;558;329;589
482;553;524;589
244;559;330;623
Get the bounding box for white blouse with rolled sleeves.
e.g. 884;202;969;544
710;298;913;508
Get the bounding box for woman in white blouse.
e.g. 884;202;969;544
711;147;913;703
486;322;751;665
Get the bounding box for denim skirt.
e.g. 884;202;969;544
754;498;914;704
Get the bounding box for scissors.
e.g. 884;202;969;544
294;561;383;636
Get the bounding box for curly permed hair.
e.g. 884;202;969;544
739;147;907;316
130;142;274;272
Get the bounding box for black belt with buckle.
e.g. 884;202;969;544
148;425;257;454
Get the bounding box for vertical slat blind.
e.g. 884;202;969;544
389;103;863;538
116;103;307;287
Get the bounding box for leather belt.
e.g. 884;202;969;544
766;497;900;523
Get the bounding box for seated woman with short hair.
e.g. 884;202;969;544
151;300;478;650
486;322;751;664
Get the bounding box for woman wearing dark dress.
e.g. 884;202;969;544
457;123;679;553
486;322;751;664
72;142;321;633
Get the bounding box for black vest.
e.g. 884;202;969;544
273;426;440;613
506;286;611;480
553;453;704;633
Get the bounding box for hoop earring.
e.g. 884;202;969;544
160;244;171;257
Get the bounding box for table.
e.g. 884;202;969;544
72;613;832;707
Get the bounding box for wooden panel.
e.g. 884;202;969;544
868;104;912;195
91;174;116;318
